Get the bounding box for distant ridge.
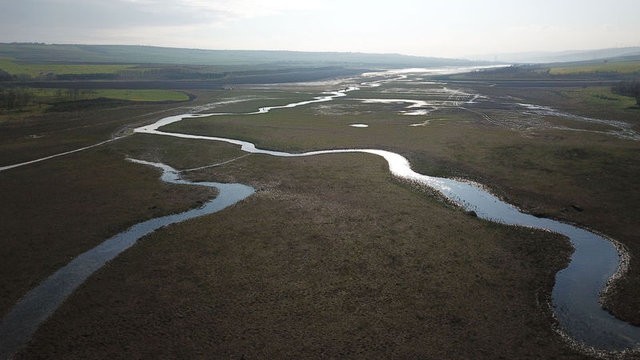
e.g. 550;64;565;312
0;43;486;68
471;46;640;64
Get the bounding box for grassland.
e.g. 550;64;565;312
0;58;134;77
86;89;190;102
0;98;189;165
1;65;639;359
162;80;640;330
467;84;640;130
560;86;637;111
549;60;640;75
0;56;365;86
12;88;190;102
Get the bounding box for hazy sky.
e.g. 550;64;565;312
1;0;639;58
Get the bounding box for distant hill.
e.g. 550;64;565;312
0;43;495;87
471;47;640;64
0;43;484;68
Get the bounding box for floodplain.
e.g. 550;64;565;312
1;64;640;359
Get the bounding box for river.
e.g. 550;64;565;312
133;69;640;352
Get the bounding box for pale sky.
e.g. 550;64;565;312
1;0;639;58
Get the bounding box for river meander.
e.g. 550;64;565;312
1;66;638;357
133;70;640;352
137;112;640;352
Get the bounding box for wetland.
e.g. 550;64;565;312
1;64;640;359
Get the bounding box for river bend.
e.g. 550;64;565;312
133;82;640;351
2;67;638;355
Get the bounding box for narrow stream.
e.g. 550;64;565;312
0;160;254;359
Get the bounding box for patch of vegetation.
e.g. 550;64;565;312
549;60;640;75
612;81;640;106
0;87;189;113
564;86;638;111
438;64;550;81
92;89;189;102
0;95;192;166
0;88;35;110
441;60;640;82
0;58;134;78
470;84;639;126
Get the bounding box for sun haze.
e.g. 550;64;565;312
1;0;639;58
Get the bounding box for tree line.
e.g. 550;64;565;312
0;88;90;110
0;88;35;109
612;81;640;106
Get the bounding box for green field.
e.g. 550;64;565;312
0;58;133;77
0;88;190;117
561;86;638;110
27;88;189;102
90;89;189;102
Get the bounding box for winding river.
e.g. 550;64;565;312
0;161;254;359
136;110;640;352
1;66;639;356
